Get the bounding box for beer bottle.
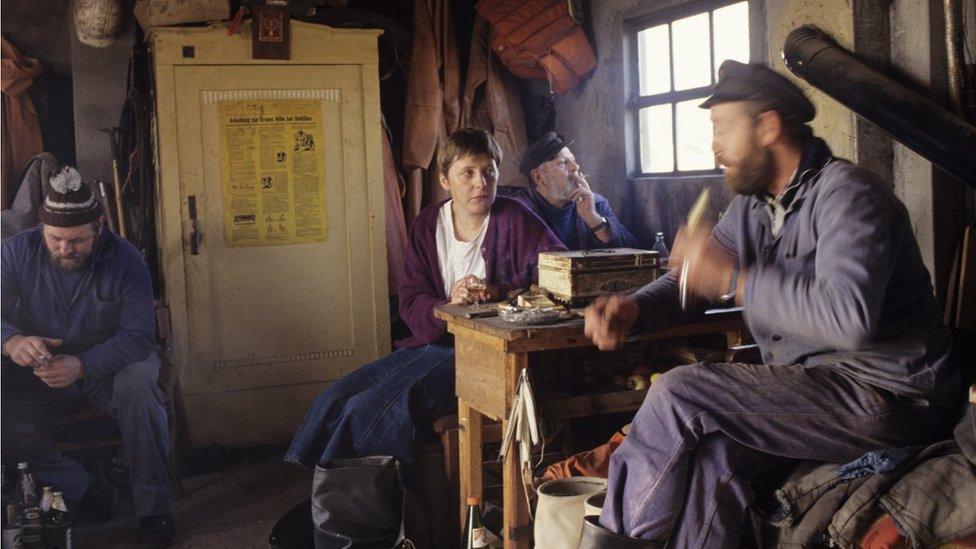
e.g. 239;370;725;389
19;507;42;549
37;489;53;516
42;492;71;549
2;503;23;549
462;496;489;549
15;464;37;510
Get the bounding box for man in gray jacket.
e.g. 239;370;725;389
579;61;959;548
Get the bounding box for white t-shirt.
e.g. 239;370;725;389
435;200;489;296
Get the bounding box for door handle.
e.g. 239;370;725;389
188;195;201;255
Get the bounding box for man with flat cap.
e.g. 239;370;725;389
578;60;957;547
1;167;175;544
511;131;638;250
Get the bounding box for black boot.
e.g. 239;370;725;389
578;516;662;549
137;513;176;546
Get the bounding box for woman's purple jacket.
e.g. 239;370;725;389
395;196;566;348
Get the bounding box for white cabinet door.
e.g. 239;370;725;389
167;64;389;446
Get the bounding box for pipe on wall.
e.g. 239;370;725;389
783;25;976;189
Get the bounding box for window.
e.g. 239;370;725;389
627;1;751;176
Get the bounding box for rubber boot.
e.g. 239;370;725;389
578;516;662;549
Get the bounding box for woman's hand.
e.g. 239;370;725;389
450;275;500;304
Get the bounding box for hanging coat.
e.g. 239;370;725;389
381;119;408;293
462;17;530;188
402;0;461;222
1;37;45;209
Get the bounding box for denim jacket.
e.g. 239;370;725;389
1;226;156;379
633;138;957;405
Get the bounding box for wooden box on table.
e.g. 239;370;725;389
538;248;660;305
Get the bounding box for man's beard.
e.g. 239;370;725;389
547;173;576;206
48;249;92;272
724;146;775;196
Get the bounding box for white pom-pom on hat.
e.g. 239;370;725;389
40;165;102;227
50;166;83;194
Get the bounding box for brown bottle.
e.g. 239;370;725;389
43;491;71;549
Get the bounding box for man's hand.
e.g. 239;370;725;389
3;335;63;367
571;173;612;243
33;355;84;388
450;275;500;305
570;173;601;225
670;224;740;306
584;294;640;351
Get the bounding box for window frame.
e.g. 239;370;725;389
625;0;753;179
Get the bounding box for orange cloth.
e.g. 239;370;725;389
860;514;976;549
860;515;909;549
1;37;45;209
543;430;627;480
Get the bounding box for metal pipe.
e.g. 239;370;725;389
945;0;963;115
783;25;976;189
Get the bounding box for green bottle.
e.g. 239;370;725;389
462;496;489;549
43;491;71;549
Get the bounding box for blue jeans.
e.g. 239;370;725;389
1;353;172;518
600;362;948;548
285;344;456;469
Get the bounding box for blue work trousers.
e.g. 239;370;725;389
600;362;949;548
1;353;172;518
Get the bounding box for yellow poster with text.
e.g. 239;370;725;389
218;99;327;247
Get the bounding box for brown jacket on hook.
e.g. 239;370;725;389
462;17;530;188
402;0;461;220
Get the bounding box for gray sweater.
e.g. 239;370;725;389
634;138;958;405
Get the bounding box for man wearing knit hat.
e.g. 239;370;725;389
579;61;957;547
1;167;175;545
511;132;638;250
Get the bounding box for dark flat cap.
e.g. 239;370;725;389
519;131;570;175
699;60;815;123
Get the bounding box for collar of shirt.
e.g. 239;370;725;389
758;137;835;236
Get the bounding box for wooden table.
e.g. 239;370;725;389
434;304;747;548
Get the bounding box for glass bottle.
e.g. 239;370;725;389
15;463;37;510
38;488;53;515
462;496;489;549
43;491;71;549
651;232;670;275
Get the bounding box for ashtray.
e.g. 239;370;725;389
497;304;573;325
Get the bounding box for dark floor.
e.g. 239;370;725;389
75;449;309;548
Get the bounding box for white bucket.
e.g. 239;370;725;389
583;490;606;518
533;477;607;549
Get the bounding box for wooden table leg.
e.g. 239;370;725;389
502;352;532;548
458;397;482;535
501;419;533;548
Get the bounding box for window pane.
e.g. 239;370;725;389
637;24;670;95
672;13;711;90
675;99;714;171
639;104;674;173
713;1;750;78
